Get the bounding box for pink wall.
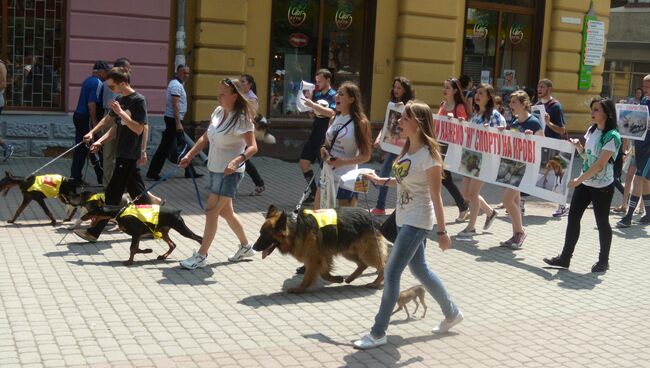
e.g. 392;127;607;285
66;0;172;114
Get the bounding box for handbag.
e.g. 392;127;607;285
379;210;397;242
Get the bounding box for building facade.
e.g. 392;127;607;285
1;0;613;159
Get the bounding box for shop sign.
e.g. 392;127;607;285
289;33;308;48
288;3;307;27
473;20;488;41
509;24;524;45
335;8;353;30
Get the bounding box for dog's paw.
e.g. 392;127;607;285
50;221;57;227
7;219;15;224
287;287;305;294
137;248;153;254
365;282;384;290
123;260;134;266
156;255;167;260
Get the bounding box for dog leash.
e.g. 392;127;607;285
30;141;84;177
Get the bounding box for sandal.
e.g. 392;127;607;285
250;186;265;196
612;206;627;213
455;209;470;223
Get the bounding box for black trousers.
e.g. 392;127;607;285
560;183;614;263
147;116;196;177
88;157;151;238
245;160;264;187
442;170;468;211
71;112;103;182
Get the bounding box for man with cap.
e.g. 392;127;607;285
70;60;109;184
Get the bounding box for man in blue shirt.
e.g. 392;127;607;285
298;69;336;204
535;78;570;217
618;74;650;227
70;60;109;184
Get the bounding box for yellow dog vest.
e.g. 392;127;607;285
303;209;338;228
119;204;162;239
88;193;105;203
28;175;63;198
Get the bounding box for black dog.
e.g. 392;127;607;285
82;204;203;266
62;191;130;229
1;171;80;226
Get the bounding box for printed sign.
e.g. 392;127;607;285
289;33;308;47
531;104;547;132
335;8;353;30
432;114;575;204
509;24;524;45
616;103;649;141
288;3;307;27
379;102;406;155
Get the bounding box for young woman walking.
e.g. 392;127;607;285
457;84;505;239
438;77;470;221
370;77;415;215
179;78;258;269
498;90;543;249
354;100;461;350
544;98;621;272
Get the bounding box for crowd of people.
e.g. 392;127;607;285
3;56;649;350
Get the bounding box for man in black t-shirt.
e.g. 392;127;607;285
73;67;152;242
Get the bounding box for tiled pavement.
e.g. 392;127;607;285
0;156;649;368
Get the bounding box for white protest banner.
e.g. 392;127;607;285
531;104;547;131
615;103;648;141
296;80;315;113
379;102;406;155
432;114;575;204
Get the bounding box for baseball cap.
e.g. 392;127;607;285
93;60;110;71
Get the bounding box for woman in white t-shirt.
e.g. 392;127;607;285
544;98;621;273
458;83;505;240
354;101;461;350
314;81;372;209
178;78;258;269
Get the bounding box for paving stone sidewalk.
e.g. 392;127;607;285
0;157;648;368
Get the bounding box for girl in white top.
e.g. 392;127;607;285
458;83;506;239
355;100;460;350
178;78;258;269
240;73;266;195
315;81;372;209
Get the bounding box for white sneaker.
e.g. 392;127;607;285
180;251;207;270
353;334;387;349
433;310;464;334
228;244;255;262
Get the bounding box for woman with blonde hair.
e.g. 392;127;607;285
179;78;258;269
355;100;461;349
498;90;543;248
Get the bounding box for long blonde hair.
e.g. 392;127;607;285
400;100;443;166
217;78;256;133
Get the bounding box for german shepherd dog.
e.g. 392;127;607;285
82;204;203;266
0;171;80;226
253;205;387;294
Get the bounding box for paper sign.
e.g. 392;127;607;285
531;105;547;131
296;80;315;112
379;102;406;154
615;103;649;141
340;168;375;193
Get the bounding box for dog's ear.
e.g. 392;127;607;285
275;210;287;231
266;204;280;218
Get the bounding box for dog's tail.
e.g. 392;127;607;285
1;171;24;197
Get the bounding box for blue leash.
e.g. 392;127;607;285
186;162;205;210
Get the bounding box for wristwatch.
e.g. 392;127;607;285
436;230;447;235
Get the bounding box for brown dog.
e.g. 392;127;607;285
391;285;427;320
253;205;387;294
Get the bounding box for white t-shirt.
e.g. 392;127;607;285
324;114;358;178
393;147;441;230
244;89;259;112
582;128;617;188
206;106;254;173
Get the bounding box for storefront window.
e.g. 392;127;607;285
0;0;66;110
463;1;541;120
268;0;371;117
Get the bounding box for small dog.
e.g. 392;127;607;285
1;171;80;226
82;204;203;266
253;205;387;294
391;285;427;320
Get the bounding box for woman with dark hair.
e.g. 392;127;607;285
438;77;470;221
370;76;415;215
239;73;266;195
314;81;372;209
544;97;621;273
457;83;505;240
179;78;258;269
355;100;460;349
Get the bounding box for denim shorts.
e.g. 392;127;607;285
209;171;244;198
337;187;358;200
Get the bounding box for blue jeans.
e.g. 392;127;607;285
375;152;397;210
371;225;458;338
